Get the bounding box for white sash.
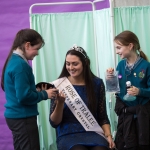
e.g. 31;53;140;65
52;77;106;140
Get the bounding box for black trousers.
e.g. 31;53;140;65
5;116;40;150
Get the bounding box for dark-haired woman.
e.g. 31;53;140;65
50;45;115;150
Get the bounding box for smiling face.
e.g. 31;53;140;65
24;42;42;60
114;41;133;59
66;54;83;78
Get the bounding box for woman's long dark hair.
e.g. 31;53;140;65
59;47;97;115
1;28;45;91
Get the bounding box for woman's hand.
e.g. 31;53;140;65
106;135;116;149
50;91;66;125
55;91;66;104
102;124;116;149
46;88;59;99
127;86;139;96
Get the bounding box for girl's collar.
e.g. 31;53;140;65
125;56;142;72
13;49;28;63
125;56;141;70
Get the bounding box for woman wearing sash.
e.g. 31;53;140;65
50;45;115;150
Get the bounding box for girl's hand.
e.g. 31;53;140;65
106;68;114;74
41;83;48;90
106;68;114;79
36;83;48;91
107;136;116;149
127;86;139;96
46;88;59;99
36;87;41;92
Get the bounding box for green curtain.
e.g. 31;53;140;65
31;6;150;150
94;8;117;135
114;6;150;62
31;11;97;150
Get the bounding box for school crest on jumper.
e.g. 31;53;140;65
138;69;145;79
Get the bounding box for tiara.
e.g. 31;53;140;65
70;44;86;58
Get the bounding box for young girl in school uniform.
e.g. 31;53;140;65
107;30;150;150
1;28;60;150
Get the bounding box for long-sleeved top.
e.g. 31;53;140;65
50;77;109;150
116;57;150;106
4;54;48;119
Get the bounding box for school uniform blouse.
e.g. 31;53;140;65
50;77;109;150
